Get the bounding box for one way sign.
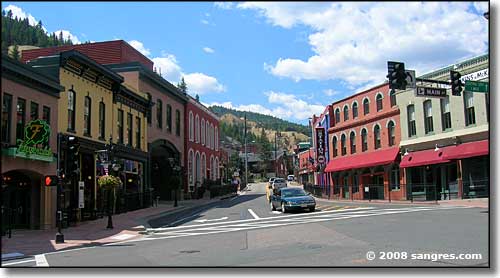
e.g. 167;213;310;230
405;70;416;89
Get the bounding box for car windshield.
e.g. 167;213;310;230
281;189;307;198
274;179;285;183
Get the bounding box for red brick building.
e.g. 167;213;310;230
298;148;315;185
185;95;220;194
324;83;404;200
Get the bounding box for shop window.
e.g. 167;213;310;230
441;96;452;131
16;98;26;142
374;125;381;149
175;109;181;136
423;100;433;134
341;134;347;156
67;90;75;131
166;104;172;133
352;102;358;119
156;99;163;129
407;105;416;137
363;98;370;115
343;105;349;121
350;131;356;154
376;94;383;111
83;96;91;136
127;112;133;146
390;89;397;107
390;166;400;191
332;136;338;157
352;174;359;193
117;109;124;144
99;102;105;139
30;101;39;121
136;116;141;149
361;129;368;152
2;94;12;143
464;91;476;126
388;121;395;146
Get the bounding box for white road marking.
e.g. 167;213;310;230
110;234;136;240
34;254;49;267
125;206;470;244
1;259;36;266
271;211;282;214
193;217;228;223
248;209;260;219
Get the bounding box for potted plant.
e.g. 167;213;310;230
97;175;122;229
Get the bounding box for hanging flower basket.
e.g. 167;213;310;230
98;175;122;190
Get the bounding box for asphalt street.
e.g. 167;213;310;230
3;182;489;267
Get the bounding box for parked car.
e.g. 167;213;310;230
270;187;316;213
287;175;295;182
272;178;287;190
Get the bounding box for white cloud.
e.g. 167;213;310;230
54;30;81;44
201;19;210;25
323;89;340;97
214;2;236;10
240;2;488;87
151;54;183;82
207;101;274;116
128;40;151;57
183;73;226;94
3;4;46;32
203;47;215;54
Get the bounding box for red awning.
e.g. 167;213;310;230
399;148;450;168
442;140;489;160
324;148;399;172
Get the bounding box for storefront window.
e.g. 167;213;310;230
16;98;26;142
2;93;12;143
352;175;359;193
390;166;400;190
30;101;39;121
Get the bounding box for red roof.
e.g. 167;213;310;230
443;140;489;160
325;147;399;172
400;148;449;168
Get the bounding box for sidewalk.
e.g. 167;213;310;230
1;193;236;260
312;195;489;208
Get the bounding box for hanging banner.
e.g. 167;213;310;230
315;127;326;164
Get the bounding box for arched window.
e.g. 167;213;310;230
343;105;349;121
201;153;206;180
361;128;368;152
376;93;383;111
332;136;338;157
363;98;370;115
157;99;163;128
201;119;205;145
195;115;200;143
188;150;194;188
335;108;340;124
215;157;219;179
83;96;91;136
341;134;347;156
67;89;76;131
210;156;215;180
387;121;395;146
374;125;381;149
206;121;210;147
350;131;356;154
352;102;358;119
189;112;194;141
211;123;215;150
390;89;396;107
215;127;219;151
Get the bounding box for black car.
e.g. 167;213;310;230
270;187;316;213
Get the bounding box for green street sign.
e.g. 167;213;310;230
465;80;489;93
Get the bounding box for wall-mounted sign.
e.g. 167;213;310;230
315;127;326;165
415;86;447;98
14;120;54;162
78;181;85;209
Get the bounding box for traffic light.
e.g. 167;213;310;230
387;61;407;90
44;175;58;186
66;136;80;177
450;70;463;96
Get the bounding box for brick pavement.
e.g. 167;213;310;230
1;196;235;259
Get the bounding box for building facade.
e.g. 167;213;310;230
298;148;315;185
396;54;489;200
185;95;221;196
311;105;333;190
324;83;403;200
2;55;64;230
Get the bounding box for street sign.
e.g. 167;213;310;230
78;181;85;209
405;70;416;88
415;86;447;98
465;80;489;93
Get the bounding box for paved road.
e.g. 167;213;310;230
3;182;489;267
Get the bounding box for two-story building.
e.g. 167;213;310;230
1;55;64;230
324;83;403;200
396;54;489;200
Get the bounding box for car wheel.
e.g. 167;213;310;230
281;202;287;213
270;201;276;211
309;206;315;212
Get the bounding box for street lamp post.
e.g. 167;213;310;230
274;131;281;177
55;133;65;243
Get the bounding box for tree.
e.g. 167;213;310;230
177;77;187;94
195;94;200;102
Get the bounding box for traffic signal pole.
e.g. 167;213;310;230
55;133;64;243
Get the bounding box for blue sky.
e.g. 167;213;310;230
2;2;489;125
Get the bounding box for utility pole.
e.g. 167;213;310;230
244;113;248;188
274;131;280;177
55;133;64;243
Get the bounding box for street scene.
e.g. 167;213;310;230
0;1;491;270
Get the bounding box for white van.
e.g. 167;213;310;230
287;175;295;182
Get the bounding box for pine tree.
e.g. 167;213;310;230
177;77;187;94
195;94;200;102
